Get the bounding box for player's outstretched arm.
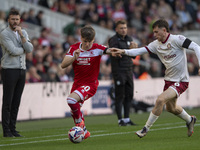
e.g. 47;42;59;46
109;48;125;57
61;49;80;69
110;47;148;57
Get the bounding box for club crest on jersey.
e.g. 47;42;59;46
158;43;172;50
167;43;172;50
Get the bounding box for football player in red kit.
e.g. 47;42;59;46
61;25;114;139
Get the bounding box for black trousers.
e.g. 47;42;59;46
113;71;134;120
1;69;25;133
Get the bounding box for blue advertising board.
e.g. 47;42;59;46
91;86;110;108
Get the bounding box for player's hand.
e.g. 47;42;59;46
129;41;138;49
109;48;125;57
74;49;81;60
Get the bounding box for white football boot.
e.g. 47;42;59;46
135;127;148;138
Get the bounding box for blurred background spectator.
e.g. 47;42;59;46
0;10;6;32
0;0;200;83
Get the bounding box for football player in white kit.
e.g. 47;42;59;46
110;19;200;138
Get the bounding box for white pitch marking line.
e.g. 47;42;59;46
0;124;199;147
1;121;191;142
0;130;106;142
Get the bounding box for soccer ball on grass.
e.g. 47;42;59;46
68;126;85;143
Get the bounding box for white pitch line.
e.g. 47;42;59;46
0;130;106;142
2;121;198;142
1;121;193;142
0;124;199;147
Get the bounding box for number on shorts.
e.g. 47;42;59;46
81;86;90;92
174;83;180;87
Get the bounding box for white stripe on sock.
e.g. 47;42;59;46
67;97;77;104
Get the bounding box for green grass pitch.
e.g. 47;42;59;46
0;108;199;150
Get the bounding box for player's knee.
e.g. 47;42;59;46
155;96;165;107
67;97;78;105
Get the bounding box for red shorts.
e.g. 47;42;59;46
163;80;189;97
71;82;98;102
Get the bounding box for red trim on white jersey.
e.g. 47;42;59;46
145;46;152;54
162;33;170;44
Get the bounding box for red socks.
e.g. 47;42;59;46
67;97;84;123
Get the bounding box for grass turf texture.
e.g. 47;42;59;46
0;108;199;150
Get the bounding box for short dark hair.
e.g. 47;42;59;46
115;20;127;28
152;19;169;32
81;25;95;42
8;9;20;18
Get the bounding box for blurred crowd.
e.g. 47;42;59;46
0;0;200;83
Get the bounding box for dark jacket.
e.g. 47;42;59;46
108;33;133;73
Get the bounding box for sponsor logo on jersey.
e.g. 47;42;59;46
163;54;176;60
77;58;91;65
178;35;185;41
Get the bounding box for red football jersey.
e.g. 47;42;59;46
66;42;107;86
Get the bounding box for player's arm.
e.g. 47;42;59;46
110;47;148;57
104;48;112;54
185;39;200;75
61;49;80;69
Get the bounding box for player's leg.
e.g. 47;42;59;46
67;85;97;139
166;100;196;137
67;92;82;124
67;92;90;139
165;81;196;137
136;88;176;138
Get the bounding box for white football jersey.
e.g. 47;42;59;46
146;34;189;82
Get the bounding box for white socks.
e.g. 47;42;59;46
144;109;192;131
145;112;159;130
177;109;192;124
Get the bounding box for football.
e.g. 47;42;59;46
68;126;85;143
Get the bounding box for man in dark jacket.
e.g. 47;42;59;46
108;20;136;126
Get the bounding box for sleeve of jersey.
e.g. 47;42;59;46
66;47;74;57
188;41;200;67
97;44;108;54
176;35;187;47
124;47;148;56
